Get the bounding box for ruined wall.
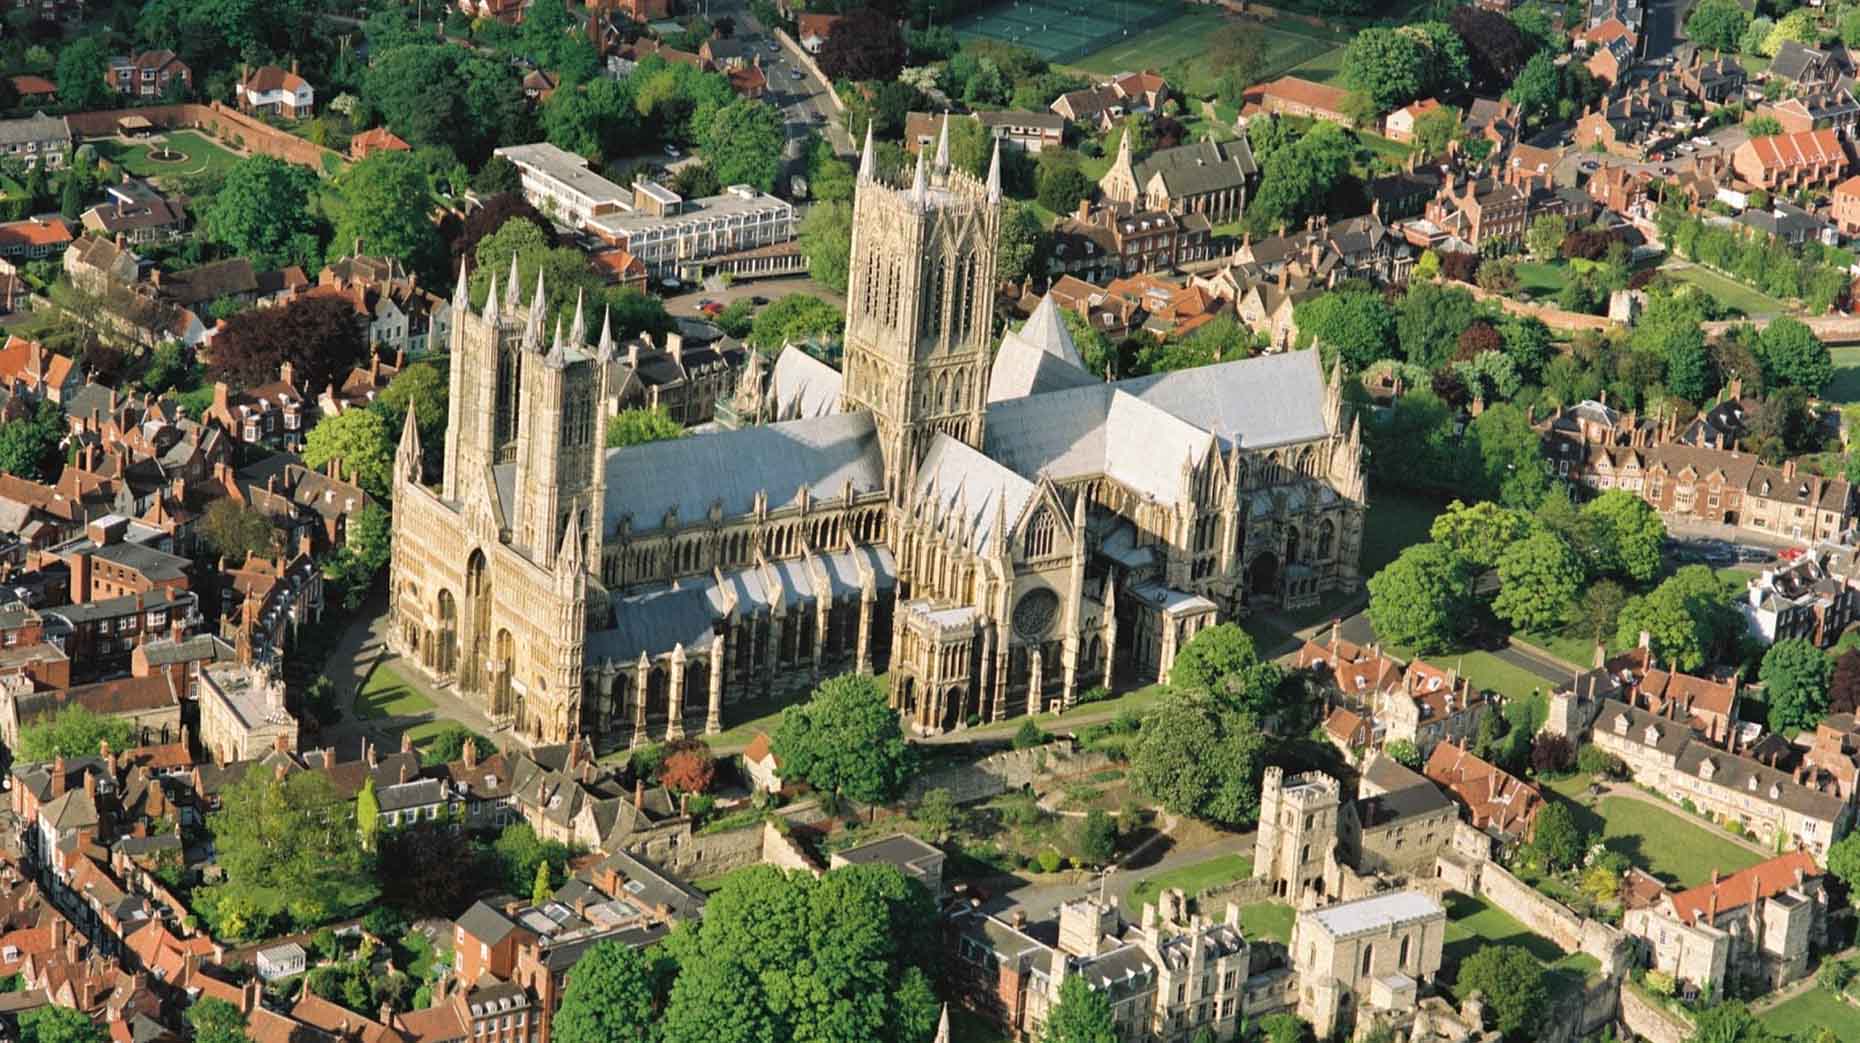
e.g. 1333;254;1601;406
903;740;1117;804
1620;984;1695;1043
760;821;823;875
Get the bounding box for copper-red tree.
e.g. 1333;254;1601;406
658;739;717;795
206;293;368;394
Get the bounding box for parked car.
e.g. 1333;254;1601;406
664;144;682;158
1735;546;1771;563
1779;546;1806;562
750;295;770;306
701;300;726;317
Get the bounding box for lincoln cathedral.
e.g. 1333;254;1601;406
387;125;1367;748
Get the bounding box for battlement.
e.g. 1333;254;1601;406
1281;770;1341;804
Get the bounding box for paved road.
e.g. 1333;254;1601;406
729;0;855;162
661;274;845;314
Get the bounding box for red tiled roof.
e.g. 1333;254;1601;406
1582;17;1636;46
1833;174;1860;199
1738;128;1846;172
0;218;74;250
1668;850;1820;925
1258;76;1351;116
744;731;775;764
241;65;309;94
1424;741;1544;837
797;12;842;40
9;76;55;96
349;126;410;154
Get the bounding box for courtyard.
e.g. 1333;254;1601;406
94;130;244;184
1547;776;1768;888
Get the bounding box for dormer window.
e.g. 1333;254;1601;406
1769;782;1782;800
1747;775;1758;792
1616;714;1630;735
1700;757;1716;780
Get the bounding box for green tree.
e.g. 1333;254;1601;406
1129;691;1266;826
1076;808;1116;864
1616;567;1732;671
701;100;785;192
1526;213;1567;262
185;997;253;1043
1258;1014;1313;1043
552;939;660;1043
1035;150;1093;216
1244;122;1354;234
1494;529;1584;632
914;788;958;841
422;724;495;767
363;44;529;167
747;293;844;351
54;36;113;112
1581;490;1666;583
1504;51;1560;124
1041;975;1115;1043
1385;739;1421;769
199;498;278;564
799;201;853;293
1577;579;1629;646
1763;8;1818;56
203;156;326;269
1397;282;1480;371
1168;624;1285;718
1293;289;1397;371
1685;0;1751;51
1367;543;1471;653
1760;638;1833;733
1429;499;1529;573
606;407;685;448
303;408;397;501
1826;830;1860;892
0;400;64;481
1456;945;1548;1039
533;858;553;904
356;778;381;851
998;200;1047;285
332;151;445;287
1531;801;1583;870
1757;316;1833;392
17;705;138;763
1469;402;1551;508
1342;28;1426;113
770;674;914;803
19;1006;106;1043
659;864;937;1043
1412;105;1462;159
207;765;375;929
1685;1002;1779;1043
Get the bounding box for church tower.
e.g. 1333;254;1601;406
511;288;610;568
443;254;530;501
840;118;1004;492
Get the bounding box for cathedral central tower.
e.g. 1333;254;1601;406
840;119;1004;493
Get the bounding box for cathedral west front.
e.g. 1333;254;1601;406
386;124;1368;749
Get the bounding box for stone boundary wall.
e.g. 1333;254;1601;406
760;821;823;875
902;739;1117;804
1451;279;1621;333
1474;860;1628;971
65;102;340;172
1620;983;1694;1043
774;30;847;115
648;800;830;878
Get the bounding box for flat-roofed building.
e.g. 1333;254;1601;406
1291;889;1446;1040
197;660;297;764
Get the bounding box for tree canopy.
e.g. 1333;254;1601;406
1041;975;1116;1043
701;100;785;193
205;764;375;936
202;156;326;270
659;864;937;1043
17;705;138;763
1168;624;1286;718
303;408;397;501
1493;529;1583;632
1368;543;1471;653
1457;945;1549;1039
553;940;660;1043
362;44;530;167
332;151;446;288
1130;691;1267;826
1760;638;1833;734
770;674;914;803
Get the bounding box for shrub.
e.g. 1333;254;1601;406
1645;970;1676;996
1576;745;1620;778
1817;958;1854;992
1680;798;1698;814
1037;849;1062;873
1012;719;1047;749
1076;686;1113;706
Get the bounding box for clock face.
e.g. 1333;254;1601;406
1013;588;1060;641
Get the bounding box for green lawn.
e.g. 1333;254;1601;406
1363;490;1448;577
1665;264;1789;317
1760;985;1857;1037
1516;261;1573;297
354;665;436;720
1457;650;1557;701
1129;854;1253;909
95;130;244;184
1563;794;1766;888
1517;627;1602;669
1241;902;1295;943
1442;892;1600;999
1067;10;1230;78
1826;346;1860;404
1287;44;1349;85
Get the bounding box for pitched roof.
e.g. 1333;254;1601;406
240;65;310;94
1258;76;1351;115
987;294;1093;403
1736;129;1846;173
1667;851;1821;925
1423;741;1543;837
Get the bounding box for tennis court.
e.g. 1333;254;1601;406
955;0;1182;64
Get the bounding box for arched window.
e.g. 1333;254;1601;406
1361;943;1373;977
1024;509;1057;558
1317;520;1335;560
1398;935;1411;969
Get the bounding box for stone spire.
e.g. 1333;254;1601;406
569;288;586;347
483;269;500;324
596;305;614;361
933;112;951;175
523;268;546;351
504;252;520;312
858;121;876;181
452;257;468;309
932;1004;950;1043
911;144;928;205
396;394;421;485
986;138;1003;202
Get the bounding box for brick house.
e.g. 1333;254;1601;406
236;63;314;119
1423;741;1543;842
1677;48;1746;105
1731;130;1849;192
1759;85;1860;136
348;126;410;161
105;51;190;98
0;217;71;260
1625;851;1829;994
1049;200;1212;280
1248;77;1352;123
1835;176;1860;235
1382;98;1443;144
1588;163;1652;219
203;363;308;450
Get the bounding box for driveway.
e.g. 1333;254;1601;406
660;274;845;315
1332;611;1574;688
982;827;1258;922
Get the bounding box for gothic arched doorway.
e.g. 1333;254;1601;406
435;589;458;678
464;550;492;694
1249;553;1280;601
942;686;963;731
493;628;515;719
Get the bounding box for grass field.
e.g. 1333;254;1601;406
1565;794;1766;888
1760;985;1857;1036
1362;490;1448;577
1068;9;1228;76
1129;854;1253;909
1287;44;1349;85
1665;264;1789;317
1456;650;1557;701
1516;261;1573;297
355;665;436;720
1241;902;1296;943
958;0;1182;63
1442;892;1600;997
1825;346;1860;404
95;130;243;184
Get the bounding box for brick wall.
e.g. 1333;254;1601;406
66;103;339;173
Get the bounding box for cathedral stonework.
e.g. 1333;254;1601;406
388;121;1367;749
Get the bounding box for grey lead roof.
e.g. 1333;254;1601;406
987;295;1096;403
769;346;844;421
912;435;1039;554
596;411;883;534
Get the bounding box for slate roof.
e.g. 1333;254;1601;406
590;411;882;534
767;346;843;421
1136;137;1257;197
987;294;1094;403
0;113;69;147
1769;40;1829;84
